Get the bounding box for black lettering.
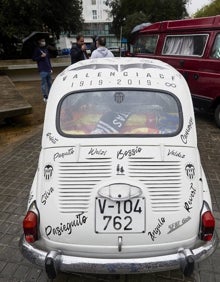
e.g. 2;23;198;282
124;216;132;230
184;202;192;212
45;226;52;237
124;200;132;214
98;199;106;214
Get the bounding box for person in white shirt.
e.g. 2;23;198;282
90;36;114;58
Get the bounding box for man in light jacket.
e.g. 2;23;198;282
90;37;114;58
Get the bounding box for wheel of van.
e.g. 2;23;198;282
214;104;220;128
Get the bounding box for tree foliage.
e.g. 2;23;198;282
0;0;83;40
194;0;220;17
105;0;189;39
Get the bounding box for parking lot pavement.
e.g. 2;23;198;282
0;113;219;282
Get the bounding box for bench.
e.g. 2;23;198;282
0;75;32;121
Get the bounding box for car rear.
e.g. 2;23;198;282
20;57;218;278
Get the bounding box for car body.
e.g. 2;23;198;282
128;16;220;127
109;47;126;57
20;57;218;279
61;48;70;56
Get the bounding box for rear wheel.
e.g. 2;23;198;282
214;104;220;128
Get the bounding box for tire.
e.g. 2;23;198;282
214;104;220;128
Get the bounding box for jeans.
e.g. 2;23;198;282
40;71;52;99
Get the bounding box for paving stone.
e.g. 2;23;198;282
24;267;42;281
13;264;30;280
1;262;18;278
0;261;7;273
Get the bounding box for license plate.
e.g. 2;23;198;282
95;197;145;233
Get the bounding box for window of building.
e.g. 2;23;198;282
91;0;96;5
92;10;97;19
162;34;208;56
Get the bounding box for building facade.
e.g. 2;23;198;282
57;0;119;53
82;0;117;48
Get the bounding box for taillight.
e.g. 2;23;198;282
23;211;38;243
200;211;215;241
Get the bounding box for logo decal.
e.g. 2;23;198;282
44;165;53;180
116;164;125;175
185;163;195;180
114;92;124;103
168;216;191;234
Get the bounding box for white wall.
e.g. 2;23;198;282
82;0;112;23
56;36;93;50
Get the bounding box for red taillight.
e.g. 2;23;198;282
23;211;38;243
200;211;215;241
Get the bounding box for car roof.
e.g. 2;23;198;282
54;57;184;94
66;57;176;73
50;57;193;111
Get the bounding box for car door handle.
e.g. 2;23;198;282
193;73;199;80
179;60;185;67
183;71;188;80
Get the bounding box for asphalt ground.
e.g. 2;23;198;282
0;80;219;282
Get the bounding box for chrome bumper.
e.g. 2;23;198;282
19;232;218;279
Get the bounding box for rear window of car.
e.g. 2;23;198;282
58;89;182;137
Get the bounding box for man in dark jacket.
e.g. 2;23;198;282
70;35;87;64
33;38;52;102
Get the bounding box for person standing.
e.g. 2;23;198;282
90;36;114;59
70;35;88;64
90;35;97;55
33;38;52;102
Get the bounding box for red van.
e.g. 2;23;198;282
128;16;220;127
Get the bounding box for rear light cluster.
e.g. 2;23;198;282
200;202;215;241
23;204;39;243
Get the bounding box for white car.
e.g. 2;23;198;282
20;57;218;279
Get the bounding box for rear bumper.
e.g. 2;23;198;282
19;232;218;278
